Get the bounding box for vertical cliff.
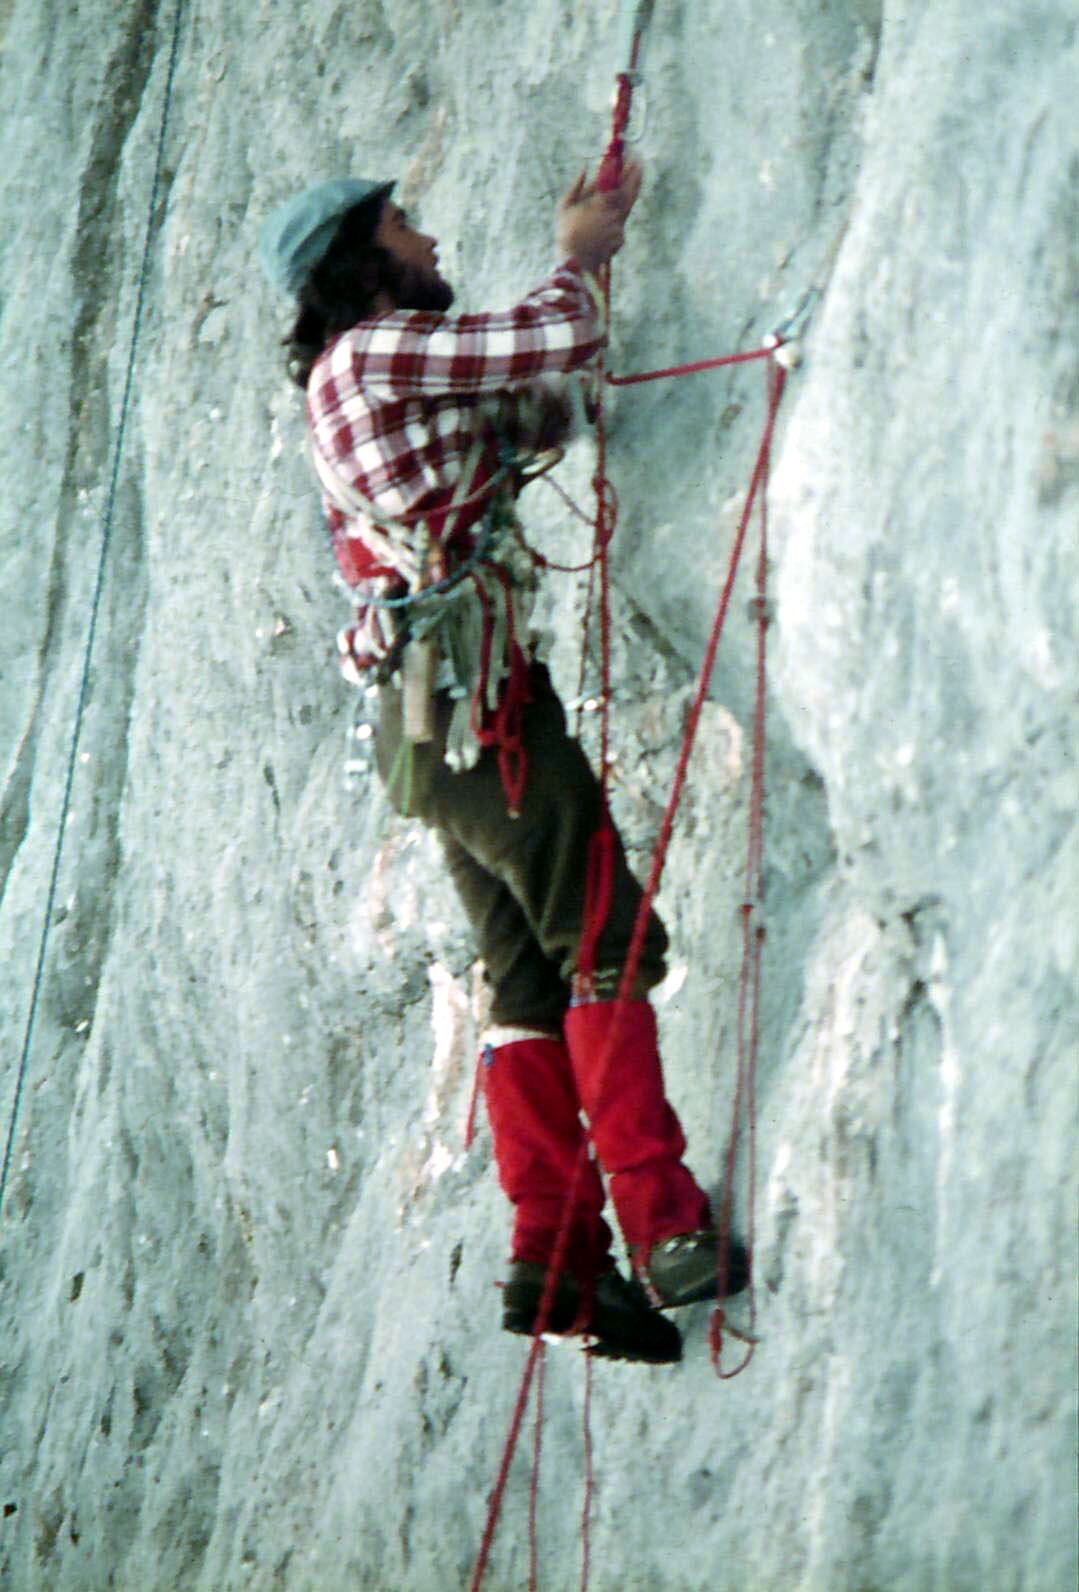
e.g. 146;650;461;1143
1;1;1076;1588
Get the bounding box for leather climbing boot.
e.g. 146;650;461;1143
501;1260;682;1364
638;1229;750;1308
481;1031;613;1280
562;998;712;1262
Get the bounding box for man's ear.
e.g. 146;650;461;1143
354;249;385;299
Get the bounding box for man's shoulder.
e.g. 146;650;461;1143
309;311;446;409
316;309;452;371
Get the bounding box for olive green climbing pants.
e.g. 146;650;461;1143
374;662;669;1030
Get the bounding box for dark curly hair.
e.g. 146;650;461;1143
284;197;390;388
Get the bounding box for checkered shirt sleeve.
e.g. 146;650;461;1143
306;260;602;528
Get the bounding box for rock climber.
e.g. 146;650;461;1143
259;163;748;1364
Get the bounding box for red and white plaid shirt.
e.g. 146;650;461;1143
306;259;602;618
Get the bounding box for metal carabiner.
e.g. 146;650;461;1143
623;79;650;146
767;286;820;348
616;0;657;75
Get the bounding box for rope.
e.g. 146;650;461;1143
608;345;776;385
710;361;782;1375
469;1139;600;1592
572;265;621;996
0;0;186;1224
466;567;533;815
471;34;786;1564
498;1330;591;1592
468;20;802;1564
347;513;503;610
470;1332;546;1591
607;361;787;1014
463;1053;484;1151
471;329;791;1592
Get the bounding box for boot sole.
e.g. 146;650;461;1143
585;1337;681;1365
502;1276;682;1365
503;1318;682;1365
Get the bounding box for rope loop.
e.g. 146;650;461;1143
467;567;533;815
709;1307;759;1378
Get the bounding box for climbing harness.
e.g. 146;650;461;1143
469;4;822;1583
0;0;187;1223
320;424;572;808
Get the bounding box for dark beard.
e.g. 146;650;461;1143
379;250;455;313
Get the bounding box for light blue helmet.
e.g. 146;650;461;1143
258;176;394;298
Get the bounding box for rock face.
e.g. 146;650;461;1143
1;1;1076;1588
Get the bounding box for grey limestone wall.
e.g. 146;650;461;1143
0;1;1076;1588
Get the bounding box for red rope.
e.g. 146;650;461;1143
596;72;635;193
580;366;787;1268
468;568;533;816
591;284;616;804
528;1342;546;1591
608;345;775;385
470;1136;597;1591
470;1332;544;1591
611;360;786;1012
534;470;601;535
471;355;788;1587
709;915;763;1377
470;71;793;1580
574;265;621;993
574;554;599;741
709;364;779;1372
463;1052;483;1151
708;911;763;1374
575;822;616;996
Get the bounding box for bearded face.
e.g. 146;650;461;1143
376;246;456;314
370;199;455;314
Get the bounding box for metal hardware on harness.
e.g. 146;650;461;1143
352;446;555;616
351;510;505;611
511;445;565;483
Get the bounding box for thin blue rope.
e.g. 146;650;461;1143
0;0;186;1221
